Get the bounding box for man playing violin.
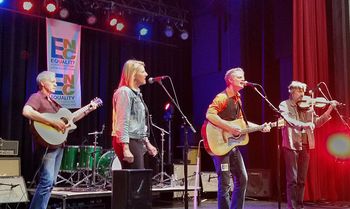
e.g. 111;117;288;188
279;81;337;209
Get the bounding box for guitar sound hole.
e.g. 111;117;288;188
60;117;68;124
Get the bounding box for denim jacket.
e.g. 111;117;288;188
279;99;331;150
111;86;149;143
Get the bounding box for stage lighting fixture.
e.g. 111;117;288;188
180;29;189;40
116;22;125;31
163;102;174;121
109;17;117;26
86;13;97;25
44;0;58;13
59;7;69;19
136;20;151;37
164;25;174;38
139;27;148;36
22;1;33;11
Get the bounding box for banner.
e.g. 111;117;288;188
46;18;81;108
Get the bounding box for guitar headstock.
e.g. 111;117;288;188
90;97;103;108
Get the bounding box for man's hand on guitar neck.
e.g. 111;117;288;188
261;122;272;133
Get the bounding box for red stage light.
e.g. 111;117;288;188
165;103;171;110
22;1;33;11
44;0;58;14
116;22;125;31
109;17;117;26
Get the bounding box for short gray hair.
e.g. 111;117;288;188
224;67;244;86
288;81;307;93
36;71;55;87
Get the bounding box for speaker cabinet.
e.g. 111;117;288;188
112;169;152;209
0;157;20;176
247;169;271;198
0;176;28;203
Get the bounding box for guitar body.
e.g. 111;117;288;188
32;108;77;148
30;97;103;148
202;119;249;156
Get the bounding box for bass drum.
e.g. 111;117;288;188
97;150;122;180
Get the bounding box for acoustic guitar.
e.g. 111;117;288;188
201;118;284;156
32;97;103;148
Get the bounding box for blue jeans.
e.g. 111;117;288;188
283;147;310;209
29;147;63;209
212;148;248;209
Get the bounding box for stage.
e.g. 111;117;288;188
24;186;350;209
27;185;201;209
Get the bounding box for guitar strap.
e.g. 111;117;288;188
237;100;249;126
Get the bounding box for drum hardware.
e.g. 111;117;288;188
150;115;171;187
72;125;105;188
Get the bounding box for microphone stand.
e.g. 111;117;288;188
154;80;196;209
248;85;287;209
317;87;350;131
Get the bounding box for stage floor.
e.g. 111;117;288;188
25;187;350;209
153;199;350;209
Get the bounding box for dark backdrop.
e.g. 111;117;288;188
0;9;192;181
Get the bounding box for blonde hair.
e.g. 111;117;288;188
224;67;244;86
118;59;145;88
288;81;307;93
36;71;55;89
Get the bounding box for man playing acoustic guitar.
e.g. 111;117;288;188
202;67;271;209
22;71;98;209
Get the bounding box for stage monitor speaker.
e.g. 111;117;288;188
173;164;196;197
247;169;271;198
201;172;233;193
112;169;152;209
0;176;29;203
0;157;20;176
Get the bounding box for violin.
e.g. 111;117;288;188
297;96;339;110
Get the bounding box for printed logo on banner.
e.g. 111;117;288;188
50;37;77;104
46;18;81;108
51;37;76;61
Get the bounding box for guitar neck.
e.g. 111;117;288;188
241;125;264;135
71;104;91;121
241;122;277;135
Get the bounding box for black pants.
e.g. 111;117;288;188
122;139;147;169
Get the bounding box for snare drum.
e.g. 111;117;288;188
60;146;79;173
78;146;102;170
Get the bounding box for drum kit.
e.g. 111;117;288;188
57;126;121;190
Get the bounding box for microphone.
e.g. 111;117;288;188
308;82;322;94
241;81;258;87
11;184;20;189
148;76;168;84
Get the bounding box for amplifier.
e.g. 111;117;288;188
0;138;19;156
0;157;21;176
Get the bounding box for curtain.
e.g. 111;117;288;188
293;0;350;201
0;9;192;181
